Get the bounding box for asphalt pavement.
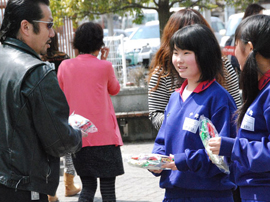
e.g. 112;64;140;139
56;141;165;202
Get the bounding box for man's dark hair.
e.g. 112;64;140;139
73;22;104;54
0;0;49;43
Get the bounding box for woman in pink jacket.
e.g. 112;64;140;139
57;22;124;202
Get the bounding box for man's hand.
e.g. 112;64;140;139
208;137;222;155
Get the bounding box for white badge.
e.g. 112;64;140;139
31;191;40;200
241;114;255;131
183;117;200;133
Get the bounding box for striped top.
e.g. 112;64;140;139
148;56;242;130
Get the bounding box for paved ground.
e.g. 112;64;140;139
55;141;165;202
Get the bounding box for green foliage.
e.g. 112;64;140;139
50;0;261;29
224;0;260;11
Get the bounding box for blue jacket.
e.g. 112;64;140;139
220;70;270;201
152;80;237;198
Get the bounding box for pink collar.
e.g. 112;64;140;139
176;79;215;95
258;70;270;90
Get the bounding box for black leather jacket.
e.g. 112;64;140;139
0;38;82;195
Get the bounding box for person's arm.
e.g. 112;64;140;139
166;105;236;177
222;56;242;108
210;135;270;173
210;106;270;173
107;62;120;95
149;112;164;130
150;107;168;175
24;68;82;157
148;71;172;130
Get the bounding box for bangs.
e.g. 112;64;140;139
171;29;195;51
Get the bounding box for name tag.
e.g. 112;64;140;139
31;191;40;200
183;117;200;133
241;114;255;131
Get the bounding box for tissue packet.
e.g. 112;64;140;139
68;113;98;134
199;115;230;174
127;153;173;170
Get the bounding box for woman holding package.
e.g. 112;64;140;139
148;9;241;131
209;15;270;202
151;24;237;202
57;22;124;202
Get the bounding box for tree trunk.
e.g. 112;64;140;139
157;0;172;39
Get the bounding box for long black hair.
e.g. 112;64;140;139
235;14;270;127
0;0;49;43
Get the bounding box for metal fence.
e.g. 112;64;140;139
56;18;75;58
103;35;127;87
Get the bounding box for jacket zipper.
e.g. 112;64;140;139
46;167;51;184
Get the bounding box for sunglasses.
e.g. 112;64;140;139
32;20;54;29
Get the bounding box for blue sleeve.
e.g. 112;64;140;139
174;149;222;178
175;105;236;176
230;106;270;172
232;137;270;172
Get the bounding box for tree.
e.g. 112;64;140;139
50;0;259;37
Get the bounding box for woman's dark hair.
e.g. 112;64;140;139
47;29;59;56
73;22;104;54
235;14;270;127
243;3;265;19
170;24;222;82
148;8;212;89
0;0;49;42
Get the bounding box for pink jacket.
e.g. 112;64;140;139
57;54;123;147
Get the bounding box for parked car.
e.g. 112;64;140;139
221;9;270;73
220;9;270;48
219;13;243;48
124;27;139;37
137;17;225;68
103;29;128;37
121;20;160;67
211;16;226;44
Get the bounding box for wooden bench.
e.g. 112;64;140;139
114;111;157;141
115;110;149;119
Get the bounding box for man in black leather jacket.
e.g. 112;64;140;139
0;0;84;201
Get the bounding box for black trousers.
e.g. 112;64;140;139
0;184;48;202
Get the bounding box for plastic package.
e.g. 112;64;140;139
127;154;173;170
68;113;98;134
199;115;230;174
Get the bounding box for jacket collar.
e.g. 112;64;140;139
176;79;215;95
3;37;41;60
258;69;270;90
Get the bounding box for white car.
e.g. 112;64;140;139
219;13;243;48
122;20;160;66
211;16;226;44
220;9;270;48
103;29;128;38
136;17;225;67
124;27;139;37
